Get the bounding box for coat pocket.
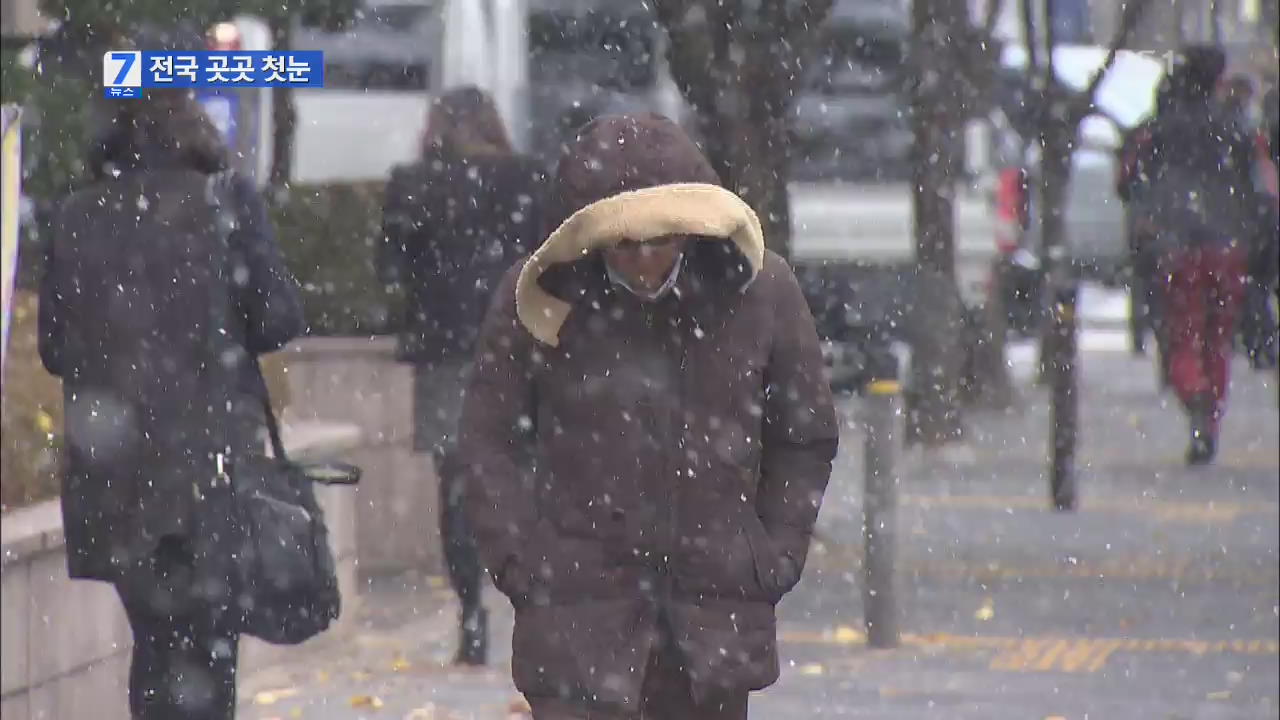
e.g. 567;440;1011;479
741;514;800;604
501;522;623;607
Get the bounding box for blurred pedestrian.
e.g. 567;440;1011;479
379;86;544;666
38;80;304;718
1220;74;1255;128
1132;46;1261;464
1118;116;1162;363
1117;78;1171;382
1219;74;1279;370
459;114;838;719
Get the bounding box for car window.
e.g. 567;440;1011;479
806;29;903;95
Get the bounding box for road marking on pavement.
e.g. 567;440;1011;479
780;628;1279;674
1077;451;1280;473
901;493;1279;524
990;638;1124;673
812;544;1279;585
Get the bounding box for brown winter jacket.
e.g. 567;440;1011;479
459;114;838;706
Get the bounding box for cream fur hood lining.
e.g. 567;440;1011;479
515;183;766;347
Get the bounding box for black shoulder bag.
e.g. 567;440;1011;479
209;173;358;644
224;380;355;645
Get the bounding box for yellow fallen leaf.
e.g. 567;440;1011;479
315;670;331;684
799;663;825;676
425;575;447;588
1207;690;1231;700
290;710;304;719
1045;716;1067;720
880;686;905;698
975;598;995;622
351;694;385;709
391;656;411;672
405;705;437;720
254;687;300;705
834;626;864;644
352;671;372;682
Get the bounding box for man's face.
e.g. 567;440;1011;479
605;235;688;294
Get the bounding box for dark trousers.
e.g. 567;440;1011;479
414;361;483;613
1162;245;1247;435
1241;278;1278;362
116;537;239;720
528;633;749;720
437;445;483;614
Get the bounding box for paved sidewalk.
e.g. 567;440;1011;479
238;338;1279;719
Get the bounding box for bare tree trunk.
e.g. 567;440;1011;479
958;0;1016;411
727;31;798;258
1265;0;1280;45
654;0;832;259
963;274;1015;408
906;0;969;446
269;18;295;194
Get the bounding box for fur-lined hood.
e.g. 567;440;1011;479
515;114;765;346
516;183;764;346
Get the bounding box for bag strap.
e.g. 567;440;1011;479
208;171;290;464
255;357;289;462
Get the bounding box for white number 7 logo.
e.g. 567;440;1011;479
103;51;142;87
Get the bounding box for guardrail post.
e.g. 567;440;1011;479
861;346;901;649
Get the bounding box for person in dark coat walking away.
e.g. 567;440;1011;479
458;114;839;719
1117;112;1165;369
1132;46;1261;464
38;83;304;719
1219;74;1279;371
379;86;544;665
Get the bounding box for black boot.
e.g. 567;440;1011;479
1186;394;1217;466
454;607;488;666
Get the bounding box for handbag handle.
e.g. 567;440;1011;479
256;357;289;463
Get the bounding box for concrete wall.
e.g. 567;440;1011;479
278;337;444;579
0;422;362;720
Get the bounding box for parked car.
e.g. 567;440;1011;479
790;0;911;182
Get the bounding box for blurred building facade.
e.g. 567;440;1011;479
0;0;45;38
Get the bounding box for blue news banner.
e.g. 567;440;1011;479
103;51;324;98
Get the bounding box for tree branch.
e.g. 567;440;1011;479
1071;0;1155;124
982;0;1002;35
1020;0;1040;83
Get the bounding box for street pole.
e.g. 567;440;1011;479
1036;0;1079;511
1047;278;1078;511
862;346;901;649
